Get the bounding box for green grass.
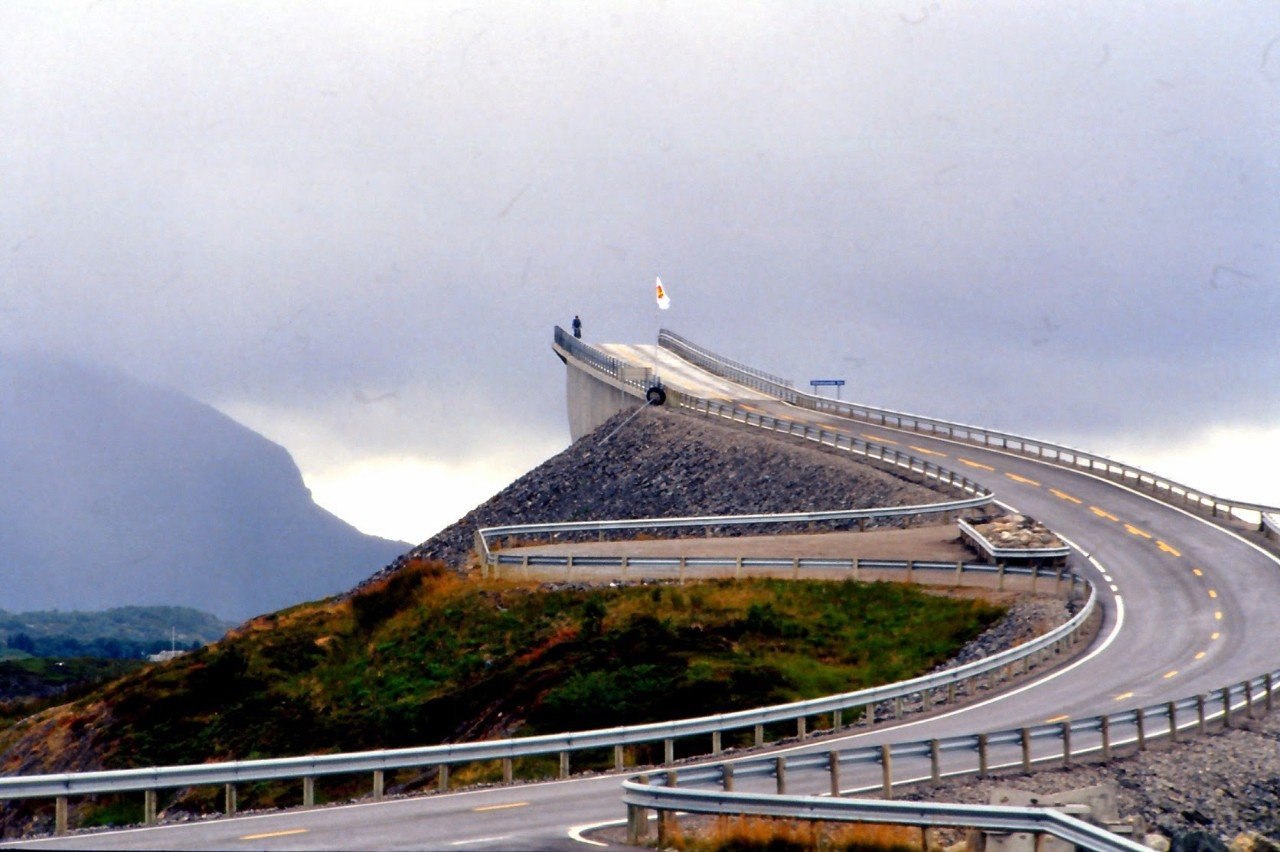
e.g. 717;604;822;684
0;561;1005;794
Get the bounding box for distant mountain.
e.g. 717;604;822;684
0;353;407;619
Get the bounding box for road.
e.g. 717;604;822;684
8;342;1279;850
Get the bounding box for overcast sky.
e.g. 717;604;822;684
4;2;1277;542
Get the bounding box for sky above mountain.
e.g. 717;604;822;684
3;3;1277;542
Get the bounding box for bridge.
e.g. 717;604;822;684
3;327;1278;849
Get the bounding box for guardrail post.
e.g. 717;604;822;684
998;561;1006;591
775;756;787;794
657;770;677;847
712;730;722;756
829;751;841;796
722;763;734;792
792;557;800;580
678;556;686;584
734;555;743;579
55;796;67;835
797;716;807;740
226;782;238;815
754;724;764;747
560;751;571;778
853;557;862;580
833;708;843;729
303;775;316;807
955;561;964;587
1136;707;1147;751
1020;728;1032;773
627;774;650;844
664;739;675;766
907;560;915;584
504;757;515;782
881;744;893;799
1267;674;1275;712
894;696;903;719
1061;722;1072;768
437;765;449;792
1101;716;1111;762
1222;687;1232;729
1168;702;1179;744
1245;680;1255;718
144;789;157;826
947;682;957;705
978;734;989;778
930;739;941;783
621;555;629;577
1197;695;1207;734
566;554;574;581
1055;566;1063;597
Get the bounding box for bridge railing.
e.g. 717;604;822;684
657;329;1280;530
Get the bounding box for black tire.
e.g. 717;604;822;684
646;386;666;406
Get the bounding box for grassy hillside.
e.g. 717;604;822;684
0;561;1003;781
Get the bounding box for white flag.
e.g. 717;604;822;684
655;276;671;310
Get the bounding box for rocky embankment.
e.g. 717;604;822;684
362;406;942;586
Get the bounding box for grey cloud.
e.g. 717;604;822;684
1;2;1277;466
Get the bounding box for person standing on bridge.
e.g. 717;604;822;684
572;314;582;339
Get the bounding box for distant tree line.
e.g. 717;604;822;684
5;632;201;660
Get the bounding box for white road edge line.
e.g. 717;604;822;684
567;821;615;847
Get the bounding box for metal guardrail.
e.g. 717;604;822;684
475;498;993;565
1264;513;1280;543
657;329;1280;529
625;670;1279;849
621;784;1149;851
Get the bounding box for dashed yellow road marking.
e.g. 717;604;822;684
473;802;530;813
1156;540;1181;557
1050;488;1082;504
1114;691;1134;702
1195;651;1207;660
1045;714;1070;724
1005;472;1042;487
862;433;898;445
241;829;309;841
1124;524;1153;539
1211;632;1221;640
1208;589;1218;599
1192;568;1204;577
958;457;996;471
909;445;947;457
1214;611;1223;620
1164;670;1179;679
1090;506;1119;522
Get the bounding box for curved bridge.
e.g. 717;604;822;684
4;328;1278;849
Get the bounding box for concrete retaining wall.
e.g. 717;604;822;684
562;351;645;442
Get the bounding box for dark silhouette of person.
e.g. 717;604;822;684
572;315;582;339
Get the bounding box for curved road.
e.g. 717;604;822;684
8;342;1279;850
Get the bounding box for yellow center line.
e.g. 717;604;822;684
1114;691;1134;702
1090;506;1119;522
1045;714;1070;724
1211;632;1221;640
1156;540;1181;557
1050;488;1083;504
958;458;996;471
241;829;310;841
473;802;530;813
909;445;947;457
1195;651;1207;660
1192;568;1204;577
862;433;899;445
1164;670;1179;679
1005;472;1042;487
1208;589;1218;599
1124;524;1153;539
1214;611;1223;620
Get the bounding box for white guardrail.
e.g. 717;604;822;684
658;328;1280;530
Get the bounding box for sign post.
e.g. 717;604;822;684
809;379;845;400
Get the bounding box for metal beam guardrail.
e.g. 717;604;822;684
657;329;1280;530
475;497;993;565
620;784;1148;851
625;670;1279;849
